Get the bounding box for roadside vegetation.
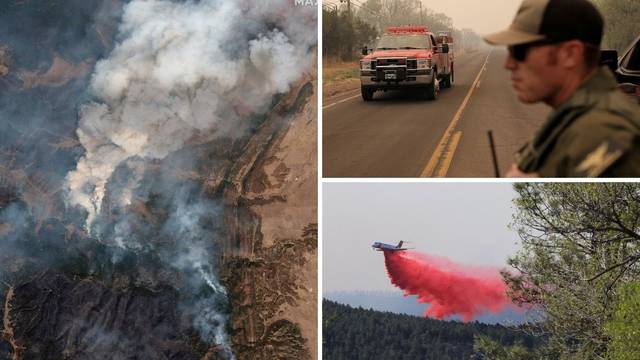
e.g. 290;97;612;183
475;183;640;359
323;60;360;83
322;6;377;95
322;0;482;96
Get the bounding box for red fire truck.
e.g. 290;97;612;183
360;26;454;101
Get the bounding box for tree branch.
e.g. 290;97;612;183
587;253;640;282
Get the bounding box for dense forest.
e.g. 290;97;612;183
323;300;542;360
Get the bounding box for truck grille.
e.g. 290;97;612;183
377;58;406;66
373;57;410;81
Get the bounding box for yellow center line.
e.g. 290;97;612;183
434;131;462;177
420;51;491;177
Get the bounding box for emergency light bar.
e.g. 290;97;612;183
385;26;429;34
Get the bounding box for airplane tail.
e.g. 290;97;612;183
397;241;403;249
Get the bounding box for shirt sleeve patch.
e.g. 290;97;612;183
575;141;624;177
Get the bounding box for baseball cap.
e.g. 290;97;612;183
484;0;603;46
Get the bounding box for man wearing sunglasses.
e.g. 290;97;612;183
484;0;640;177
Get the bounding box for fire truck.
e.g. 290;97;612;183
360;26;453;101
437;31;455;84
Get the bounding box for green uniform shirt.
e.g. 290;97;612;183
517;66;640;177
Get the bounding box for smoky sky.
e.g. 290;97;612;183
322;183;521;293
324;0;521;34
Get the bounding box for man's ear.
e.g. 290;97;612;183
558;40;584;68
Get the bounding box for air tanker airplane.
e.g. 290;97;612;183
371;241;411;252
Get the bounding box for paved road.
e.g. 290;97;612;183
322;48;549;177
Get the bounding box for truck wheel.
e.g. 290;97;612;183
441;74;451;89
361;86;374;101
441;66;454;88
424;74;439;100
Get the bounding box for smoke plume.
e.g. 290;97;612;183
0;0;315;358
66;0;315;228
384;250;514;321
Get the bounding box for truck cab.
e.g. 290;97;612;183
359;26;454;101
436;31;455;87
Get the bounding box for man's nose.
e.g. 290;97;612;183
505;54;517;70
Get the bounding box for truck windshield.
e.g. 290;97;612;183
376;34;430;50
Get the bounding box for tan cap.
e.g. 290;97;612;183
484;0;604;46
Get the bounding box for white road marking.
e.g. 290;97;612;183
323;93;361;109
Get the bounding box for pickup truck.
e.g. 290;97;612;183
615;34;640;104
602;34;640;103
359;26;454;101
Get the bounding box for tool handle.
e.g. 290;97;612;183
487;130;500;178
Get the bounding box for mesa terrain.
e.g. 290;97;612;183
0;1;317;359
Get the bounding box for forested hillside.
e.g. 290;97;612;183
323;300;542;360
325;291;530;325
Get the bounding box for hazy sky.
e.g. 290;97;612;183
418;0;520;34
324;0;522;35
323;183;522;292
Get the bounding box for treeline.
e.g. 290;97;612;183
322;7;378;61
475;184;640;359
324;184;640;360
323;0;481;61
353;0;454;34
323;300;542;360
591;0;640;52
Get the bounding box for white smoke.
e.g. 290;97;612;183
162;195;235;357
66;0;316;226
62;0;316;357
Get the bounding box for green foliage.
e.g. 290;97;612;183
322;299;542;360
606;282;640;360
474;335;539;360
507;183;640;359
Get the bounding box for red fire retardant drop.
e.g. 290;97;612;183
384;250;513;321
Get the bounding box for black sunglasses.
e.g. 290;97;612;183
508;40;559;62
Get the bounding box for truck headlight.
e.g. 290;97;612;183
360;60;371;70
417;59;431;69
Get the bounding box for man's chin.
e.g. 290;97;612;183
516;92;538;104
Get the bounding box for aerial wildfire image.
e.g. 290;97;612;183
0;0;317;359
323;183;640;359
